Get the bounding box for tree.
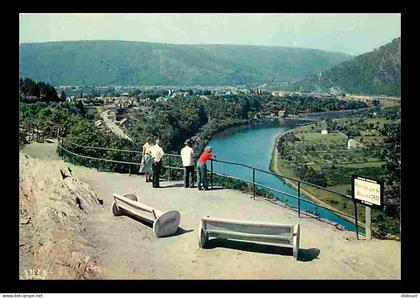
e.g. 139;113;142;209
60;90;66;102
76;100;86;118
20;77;40;97
381;122;400;219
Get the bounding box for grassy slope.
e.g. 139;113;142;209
271;117;395;228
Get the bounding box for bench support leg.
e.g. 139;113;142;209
293;224;300;260
112;202;123;216
198;220;208;248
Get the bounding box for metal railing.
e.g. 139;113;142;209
207;158;360;233
56;136;362;237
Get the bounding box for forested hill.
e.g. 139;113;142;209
289;37;401;96
19;40;351;87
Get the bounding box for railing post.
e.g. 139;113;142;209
168;156;171;182
129;152;132;176
57;134;61;158
252;168;256;200
298;181;301;218
210;159;213;189
353;199;359;240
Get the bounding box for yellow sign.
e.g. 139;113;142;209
354;177;382;206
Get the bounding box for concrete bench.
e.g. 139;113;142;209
198;217;300;259
112;193;180;238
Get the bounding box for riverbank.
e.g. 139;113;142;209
195;118;284;155
287;107;374;120
269;126;365;231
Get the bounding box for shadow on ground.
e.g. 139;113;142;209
158;183;185;188
196;186;225;191
205;238;320;262
208;186;226;191
122;213;153;228
162;227;194;238
116;212;193;238
297;248;320;262
205;238;291;256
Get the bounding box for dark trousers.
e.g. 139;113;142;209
184;165;195;188
197;162;208;190
152;160;162;188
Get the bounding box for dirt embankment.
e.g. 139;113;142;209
19;153;103;279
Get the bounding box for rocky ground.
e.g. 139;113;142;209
20;140;401;279
19;148;103;279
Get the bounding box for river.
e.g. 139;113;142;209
208;118;359;232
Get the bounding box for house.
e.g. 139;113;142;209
95;120;103;128
347;139;358;150
107;110;117;122
321;129;328;135
118;118;132;130
65;96;77;103
105;97;114;104
278;110;287;118
156;96;167;102
272;91;286;97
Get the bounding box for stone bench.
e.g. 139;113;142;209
198;217;300;259
112;193;180;238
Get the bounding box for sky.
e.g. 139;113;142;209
19;13;400;56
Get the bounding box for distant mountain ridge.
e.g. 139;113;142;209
19;40;351;87
289;37;401;96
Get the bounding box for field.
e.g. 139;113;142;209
273;107;400;236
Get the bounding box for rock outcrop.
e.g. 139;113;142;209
19;153;103;279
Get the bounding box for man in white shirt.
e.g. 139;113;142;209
180;139;195;188
149;138;165;188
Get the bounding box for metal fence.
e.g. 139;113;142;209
57;136;362;237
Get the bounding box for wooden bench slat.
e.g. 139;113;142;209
113;193;155;213
207;229;293;245
116;202;155;223
206;221;292;236
204;217;294;228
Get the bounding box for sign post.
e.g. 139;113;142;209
352;175;384;240
352;198;359;240
365;205;372;240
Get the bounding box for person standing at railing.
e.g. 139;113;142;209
149;138;165;188
180;139;195;188
140;136;153;183
197;146;215;191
